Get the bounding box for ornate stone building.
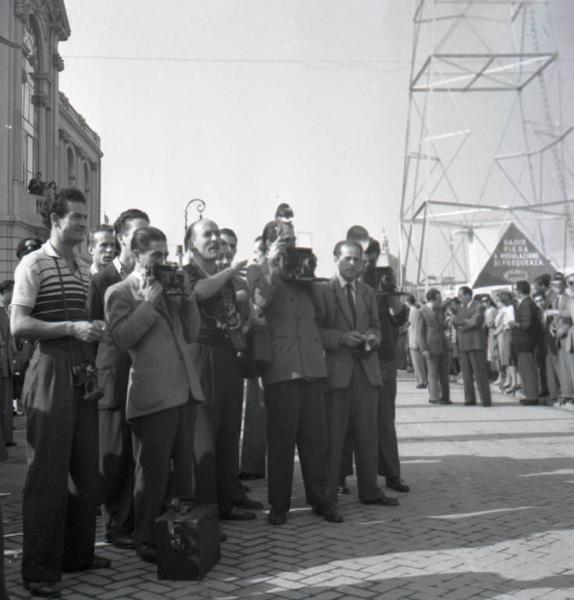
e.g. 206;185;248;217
0;0;102;277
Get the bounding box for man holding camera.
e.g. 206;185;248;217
184;219;261;521
315;241;397;509
11;188;110;598
255;221;341;525
106;226;204;563
87;209;150;550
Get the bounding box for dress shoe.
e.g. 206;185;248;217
438;399;452;405
24;581;61;598
416;383;427;389
428;398;439;404
136;543;157;564
363;495;400;506
464;402;477;406
519;398;539;406
220;506;256;521
312;505;343;523
268;509;287;525
386;477;410;493
111;533;136;550
62;555;111;573
233;497;264;510
5;441;16;447
337;485;350;495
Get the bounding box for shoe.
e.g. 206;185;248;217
62;554;111;573
363;495;400;506
464;402;477;406
438;399;452;405
519;398;539;406
337;485;350;495
268;509;287;525
313;505;343;523
5;441;16;447
23;581;61;598
233;497;264;510
220;506;256;521
136;543;157;564
386;477;410;493
111;534;136;550
481;402;492;407
239;473;265;481
428;398;439;404
416;383;426;389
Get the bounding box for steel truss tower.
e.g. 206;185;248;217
399;0;574;288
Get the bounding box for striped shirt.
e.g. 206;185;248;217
12;241;91;322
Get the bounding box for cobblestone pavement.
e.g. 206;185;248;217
3;374;574;599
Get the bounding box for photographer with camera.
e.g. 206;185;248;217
184;219;262;522
105;226;204;564
10;188;110;598
315;241;398;511
253;220;341;526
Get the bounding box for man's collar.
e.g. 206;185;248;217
336;273;356;289
42;240;80;261
90;263;99;276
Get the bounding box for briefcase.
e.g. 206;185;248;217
155;499;221;580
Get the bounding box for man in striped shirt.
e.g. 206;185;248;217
11;188;111;598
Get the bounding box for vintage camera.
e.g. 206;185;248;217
375;266;406;297
150;264;185;296
280;246;318;282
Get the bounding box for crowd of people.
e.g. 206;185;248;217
0;189;413;599
402;273;574;409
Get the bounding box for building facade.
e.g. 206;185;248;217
0;0;102;278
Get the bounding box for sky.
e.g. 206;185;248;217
58;0;574;279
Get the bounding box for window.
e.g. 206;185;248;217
83;162;90;195
67;147;75;185
21;22;38;185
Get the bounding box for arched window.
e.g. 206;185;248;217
22;21;38;186
83;163;90;196
67;147;75;185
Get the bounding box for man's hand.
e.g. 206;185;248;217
71;321;105;343
340;331;364;348
142;278;163;306
364;333;379;349
231;259;248;277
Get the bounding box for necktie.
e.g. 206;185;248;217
345;283;356;327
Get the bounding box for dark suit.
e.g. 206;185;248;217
512;296;542;402
416;304;450;403
315;278;383;504
105;274;204;548
87;262;134;542
256;263;330;513
453;299;491;406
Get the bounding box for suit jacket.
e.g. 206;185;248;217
314;277;382;391
415;304;449;355
512;296;542;354
88;262;131;410
256;263;327;386
408;306;423;350
105;273;204;421
453;299;486;352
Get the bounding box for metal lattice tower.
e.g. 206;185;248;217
399;0;574;288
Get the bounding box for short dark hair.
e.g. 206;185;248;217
220;228;237;242
42;187;86;229
534;274;551;288
458;286;473;298
0;280;14;294
113;209;150;237
405;294;416;305
16;237;42;259
275;203;293;220
426;288;441;302
333;240;362;257
131;226;167;253
88;224;114;246
346;225;369;242
365;238;381;257
516;280;531;295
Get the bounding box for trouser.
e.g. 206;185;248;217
325;363;381;504
99;407;135;541
0;504;7;600
516;351;540;402
557;345;574;399
410;348;427;385
0;378;13;445
545;351;560;401
377;358;401;478
536;344;548;397
240;378;267;477
459;349;492;406
424;352;450;403
21;343;99;583
265;379;330;513
131;402;195;547
191;342;245;514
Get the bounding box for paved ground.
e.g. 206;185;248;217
2;374;574;599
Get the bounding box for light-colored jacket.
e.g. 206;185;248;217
105;273;204;421
415;304;449;356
